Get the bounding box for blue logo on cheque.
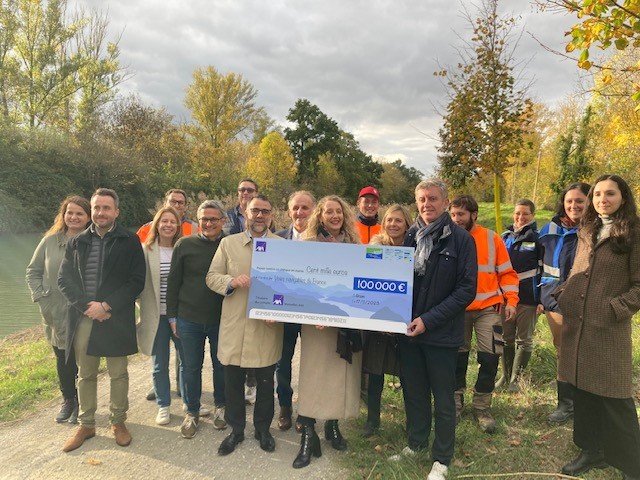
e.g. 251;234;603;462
354;277;407;294
273;294;284;305
255;241;267;252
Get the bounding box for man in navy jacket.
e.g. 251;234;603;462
391;179;477;480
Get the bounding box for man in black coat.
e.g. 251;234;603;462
58;188;145;452
390;179;477;480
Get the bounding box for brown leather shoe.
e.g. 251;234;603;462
278;406;292;431
62;426;96;452
111;422;132;447
295;417;303;433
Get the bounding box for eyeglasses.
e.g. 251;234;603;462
249;208;272;216
169;199;186;206
199;217;223;224
238;187;256;194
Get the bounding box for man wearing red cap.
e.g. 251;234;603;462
355;186;382;244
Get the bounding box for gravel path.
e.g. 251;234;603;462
0;343;349;480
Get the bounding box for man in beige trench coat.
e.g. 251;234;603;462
206;194;284;456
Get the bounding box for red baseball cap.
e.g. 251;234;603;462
358;186;379;200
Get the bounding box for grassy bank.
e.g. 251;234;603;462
0;327;59;422
342;318;640;479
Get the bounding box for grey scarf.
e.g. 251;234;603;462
414;212;451;275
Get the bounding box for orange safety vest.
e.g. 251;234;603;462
467;223;520;311
136;220;199;243
355;221;381;244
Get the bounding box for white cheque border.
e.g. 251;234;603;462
249;308;407;334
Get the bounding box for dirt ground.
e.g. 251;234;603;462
0;343;349;480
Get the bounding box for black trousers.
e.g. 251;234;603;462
398;341;457;465
53;345;78;400
573;386;640;476
224;364;275;434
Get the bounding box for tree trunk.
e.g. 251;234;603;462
494;172;503;233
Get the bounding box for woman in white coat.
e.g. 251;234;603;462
294;195;362;469
137;207;183;425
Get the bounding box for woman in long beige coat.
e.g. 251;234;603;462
293;195;362;469
26;195;90;424
555;175;640;479
136;207;182;425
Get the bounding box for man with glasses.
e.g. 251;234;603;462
137;189;199;242
167;200;228;439
223;179;259;236
206;194;284;456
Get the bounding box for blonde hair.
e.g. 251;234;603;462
304;195;360;243
372;204;412;246
144;207;183;249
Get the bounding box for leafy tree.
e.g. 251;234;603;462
246;132;297;207
284;98;341;183
0;0;124;129
550;105;593;195
537;0;640;102
184;66;268;148
379;159;424;204
314;152;345;198
436;0;532;232
284;98;382;200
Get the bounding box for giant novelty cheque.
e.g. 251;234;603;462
247;238;414;333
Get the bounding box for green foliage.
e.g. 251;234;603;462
284;98;383;200
379;159;424;204
550;105;594;195
437;0;532;231
184;66;269;149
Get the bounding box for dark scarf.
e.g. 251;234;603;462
315;225;363;363
414;212;451;275
357;213;379;226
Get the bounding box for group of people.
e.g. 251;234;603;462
25;174;640;479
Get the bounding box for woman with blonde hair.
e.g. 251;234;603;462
293;195;361;468
26;195;91;424
137;206;183;425
361;204;411;436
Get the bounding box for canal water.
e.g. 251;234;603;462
0;234;43;338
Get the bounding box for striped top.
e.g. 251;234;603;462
159;246;174;315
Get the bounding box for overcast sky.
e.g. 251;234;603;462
74;0;583;175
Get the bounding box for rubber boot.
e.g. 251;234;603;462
508;349;531;393
293;424;322;469
548;381;574;424
495;345;515;390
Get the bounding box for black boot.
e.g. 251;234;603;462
548;381;574;424
495;345;515;390
324;420;347;450
293;425;322;468
561;450;607;475
56;398;75;423
67;397;79;424
362;381;381;437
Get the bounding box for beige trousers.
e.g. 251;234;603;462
74;316;129;427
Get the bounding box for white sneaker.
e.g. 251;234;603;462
427;461;448;480
213;406;227;430
182;404;211;417
245;385;257;405
156;406;170;425
388;446;416;462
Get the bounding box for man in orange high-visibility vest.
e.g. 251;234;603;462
449;194;519;434
354;186;382;244
137;189;199;242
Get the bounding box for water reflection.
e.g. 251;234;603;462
0;234;43;338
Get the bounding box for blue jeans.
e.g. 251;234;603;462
151;315;183;407
177;317;225;414
275;323;300;407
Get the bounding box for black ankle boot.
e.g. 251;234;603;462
561;450;607;475
56;398;75;423
324;420;347;451
293;425;322;468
